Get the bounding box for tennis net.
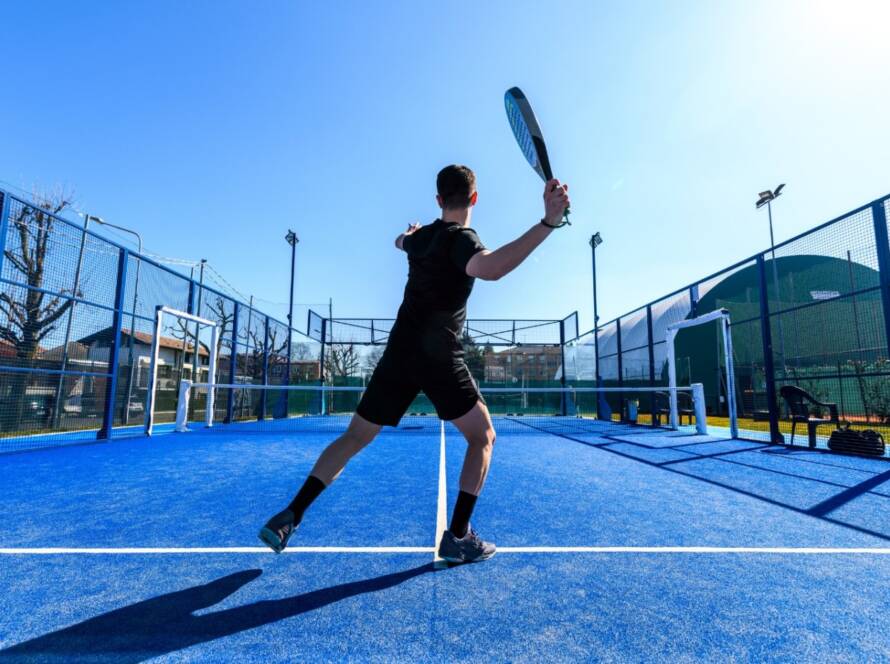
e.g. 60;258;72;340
163;381;708;437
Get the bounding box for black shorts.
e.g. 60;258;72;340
356;338;483;426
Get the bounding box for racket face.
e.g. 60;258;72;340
504;87;553;182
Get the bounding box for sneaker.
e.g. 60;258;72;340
437;525;496;563
258;509;299;553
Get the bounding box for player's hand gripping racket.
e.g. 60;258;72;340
504;86;570;226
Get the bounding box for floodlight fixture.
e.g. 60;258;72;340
756;184;785;209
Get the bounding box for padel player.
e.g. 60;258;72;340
260;165;570;563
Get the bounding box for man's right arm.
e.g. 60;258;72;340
466;179;570;281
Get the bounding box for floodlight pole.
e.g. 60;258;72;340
589;233;602;388
758;188;786;373
285;230;299;385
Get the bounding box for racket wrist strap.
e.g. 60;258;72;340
540;217;570;229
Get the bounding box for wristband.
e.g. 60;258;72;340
540;217;570;229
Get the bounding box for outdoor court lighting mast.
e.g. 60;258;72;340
756;184;786;371
590;232;603;388
285;230;299;330
285;230;299;384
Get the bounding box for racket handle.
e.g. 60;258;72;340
549;182;571;226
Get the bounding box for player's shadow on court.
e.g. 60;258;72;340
0;562;436;662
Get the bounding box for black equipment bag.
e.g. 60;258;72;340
828;425;885;457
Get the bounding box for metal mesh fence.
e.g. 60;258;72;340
317;315;573;392
3;182;890;459
0;189;321;452
579;193;890;456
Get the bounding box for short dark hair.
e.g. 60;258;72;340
437;165;476;210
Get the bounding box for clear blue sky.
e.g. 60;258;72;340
2;1;889;334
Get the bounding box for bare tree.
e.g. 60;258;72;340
292;342;313;360
243;325;288;381
0;189;78;429
325;343;361;382
461;331;485;382
363;345;385;377
204;295;235;368
164;318;198;379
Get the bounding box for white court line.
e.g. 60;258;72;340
433;420;448;568
2;547;890;555
0;547;432;554
498;547;890;554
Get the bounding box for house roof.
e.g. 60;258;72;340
39;341;90;362
76;327;210;356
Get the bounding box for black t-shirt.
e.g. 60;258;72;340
396;219;486;341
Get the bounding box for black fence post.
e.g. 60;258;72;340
98;248;129;439
559;318;567;416
319;318;327;415
226;301;239;424
260;315;270;420
757;254;783;443
615;318;624;421
870;200;890;360
646;304;656;422
0;191;9;274
616;318;623;386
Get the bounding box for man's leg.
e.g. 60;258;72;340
435;399;497;563
259;413;381;552
449;400;496;536
306;413;382;486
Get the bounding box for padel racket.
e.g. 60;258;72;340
504;86;570;225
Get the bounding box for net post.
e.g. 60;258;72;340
206;326;219;427
175;380;192;432
692;383;707;434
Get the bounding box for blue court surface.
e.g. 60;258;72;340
2;419;889;662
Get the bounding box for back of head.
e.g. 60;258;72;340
437;165;476;210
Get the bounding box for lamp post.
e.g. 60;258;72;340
89;217;143;425
285;230;299;385
756;185;786;372
589;232;603;389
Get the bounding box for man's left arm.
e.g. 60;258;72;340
395;222;422;251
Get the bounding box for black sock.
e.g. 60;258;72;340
286;475;327;524
449;491;478;538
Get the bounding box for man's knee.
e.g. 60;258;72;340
466;426;496;451
343;420;379;449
